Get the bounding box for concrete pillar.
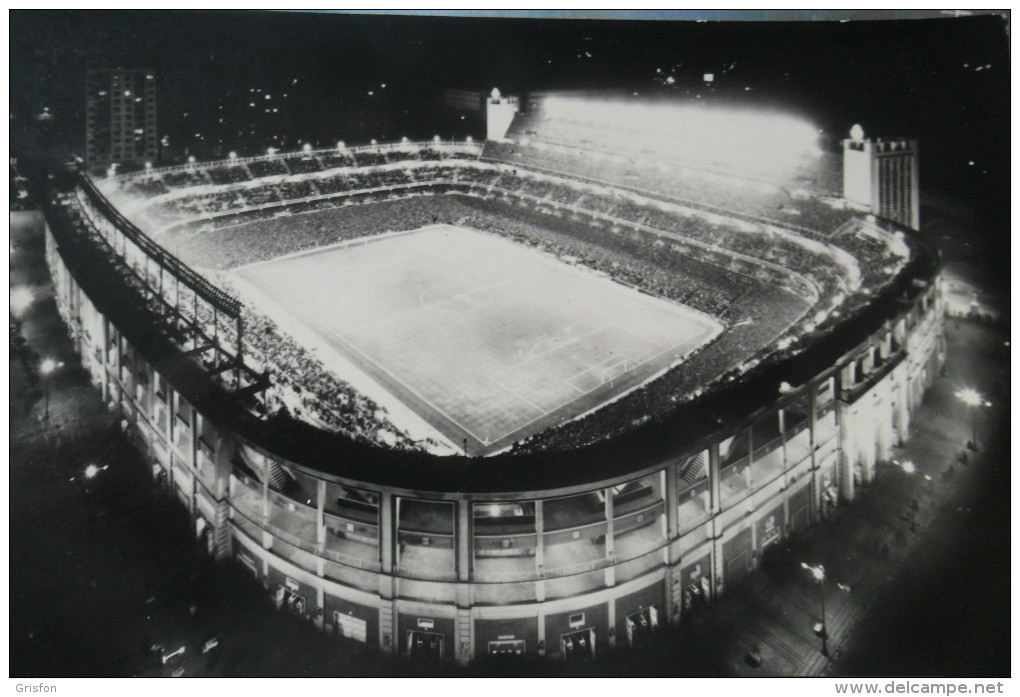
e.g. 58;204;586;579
877;399;894;462
808;387;818;451
316;480;326;553
664;464;679;539
744;425;755;488
666;563;682;626
534;499;544;574
604;487;615;560
261;467;270;534
778;408;788;485
100;318;110;403
188;408;198;473
380;493;394;574
897;374;911;443
537;611;546;656
607;597;616;647
456;500;471;582
710;520;724;599
313;586;325;630
837;403;856;502
378;603;395;655
809;388;823;518
708;443;721;515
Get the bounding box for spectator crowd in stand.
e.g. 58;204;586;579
94;140;909;452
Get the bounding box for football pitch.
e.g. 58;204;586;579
234;225;723;454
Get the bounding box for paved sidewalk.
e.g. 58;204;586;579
697;319;1008;677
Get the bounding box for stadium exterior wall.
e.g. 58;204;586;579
43;196;945;666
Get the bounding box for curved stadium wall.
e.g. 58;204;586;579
44;138;944;665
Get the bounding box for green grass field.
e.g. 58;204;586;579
235;225;722;454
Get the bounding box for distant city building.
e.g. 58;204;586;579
444;88;519;140
443;88;486;114
485;88;519;141
843;125;920;230
86;69;158;171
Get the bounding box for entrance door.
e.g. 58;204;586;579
488;639;526;656
275;587;306;616
560;628;596;663
726;550;750;586
407;630;444;663
790;505;809;533
625;606;658;647
683;576;711;614
334;612;368;644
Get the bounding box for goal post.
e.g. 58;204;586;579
599;357;635;386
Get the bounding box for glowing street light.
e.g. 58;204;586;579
801;562;828;656
955;388;991;449
10;286;34;318
40;358;64;420
955;388;982;407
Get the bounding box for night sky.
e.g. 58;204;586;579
10;11;1010;217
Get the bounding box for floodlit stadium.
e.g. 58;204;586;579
45;92;944;664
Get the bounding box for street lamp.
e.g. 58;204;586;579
40;358;63;420
10;286;34;318
893;459;920;531
955;388;991;450
801;562;828;656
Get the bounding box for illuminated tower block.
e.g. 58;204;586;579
86;68;158;171
486;87;519;141
843;124;920;230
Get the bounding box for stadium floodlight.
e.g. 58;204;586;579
540;96;822;181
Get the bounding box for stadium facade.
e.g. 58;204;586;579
44;94;944;665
